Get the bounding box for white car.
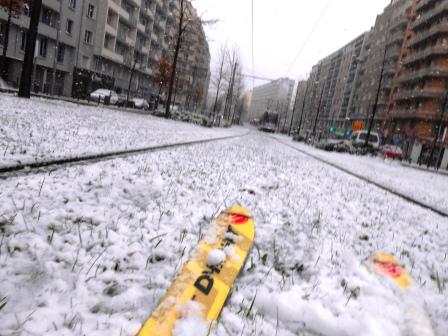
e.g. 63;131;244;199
89;89;119;105
132;98;149;109
0;78;15;91
350;130;381;148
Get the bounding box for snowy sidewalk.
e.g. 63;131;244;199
270;134;448;214
0;94;244;168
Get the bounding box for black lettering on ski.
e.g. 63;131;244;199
194;274;214;295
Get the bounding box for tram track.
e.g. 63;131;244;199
0;132;249;179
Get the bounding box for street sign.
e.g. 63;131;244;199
353;120;364;132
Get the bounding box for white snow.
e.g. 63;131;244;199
207;249;227;266
0;94;245;168
173;301;208;336
0;99;447;336
271;133;448;213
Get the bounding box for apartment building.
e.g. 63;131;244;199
0;0;85;96
0;0;210;109
248;77;295;124
290;80;308;130
349;0;411;130
300;33;366;137
387;0;448;167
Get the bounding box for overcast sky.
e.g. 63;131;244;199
194;0;391;89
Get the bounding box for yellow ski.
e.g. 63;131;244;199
137;205;255;336
366;253;434;336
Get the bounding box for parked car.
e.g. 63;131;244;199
381;145;403;159
349;130;381;149
116;94;128;106
132;98;149;110
89;89;119;105
293;133;306;142
0;78;15;91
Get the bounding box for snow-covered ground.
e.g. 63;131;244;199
1;127;446;335
0;94;243;167
271;134;448;214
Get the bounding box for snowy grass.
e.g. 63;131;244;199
0;94;244;168
0;133;446;335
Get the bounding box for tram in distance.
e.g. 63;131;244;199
258;111;279;133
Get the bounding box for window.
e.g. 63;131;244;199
39;38;48;57
87;4;95;18
84;30;93;44
66;19;73;35
107;10;114;25
21;4;29;16
57;44;65;63
69;0;76;9
20;31;27;51
41;8;57;28
0;22;4;46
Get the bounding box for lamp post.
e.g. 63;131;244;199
429;91;448;169
296;81;311;138
312;83;325;140
288;84;300;136
364;18;393;147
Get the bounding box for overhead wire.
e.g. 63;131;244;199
286;0;334;75
251;0;255;89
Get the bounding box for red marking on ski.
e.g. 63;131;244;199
228;214;249;225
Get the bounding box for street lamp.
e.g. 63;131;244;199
429;91;448;169
312;83;325;141
295;81;311;138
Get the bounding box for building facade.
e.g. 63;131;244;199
299;33;367;138
248;77;295;125
0;0;210;109
386;0;448;167
349;0;411;131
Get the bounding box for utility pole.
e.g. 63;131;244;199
364;18;392;147
296;81;311;137
50;0;63;95
312;84;325;140
224;61;237;121
288;82;302;136
429;91;448;169
18;0;42;98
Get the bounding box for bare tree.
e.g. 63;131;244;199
165;0;216;118
223;47;241;121
18;0;41;98
126;52;138;105
165;0;188;118
211;44;228;118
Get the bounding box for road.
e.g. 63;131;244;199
0;131;446;335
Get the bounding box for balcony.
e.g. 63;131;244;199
386;31;405;46
394;87;445;101
391;16;409;30
398;67;448;83
403;45;448;65
101;48;123;64
412;2;448;30
383;64;398;76
416;0;442;14
386;44;402;60
128;0;141;7
137;22;145;32
407;21;448;48
109;2;128;21
116;29;134;46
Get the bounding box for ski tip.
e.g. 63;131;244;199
225;205;252;218
367;252;413;289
